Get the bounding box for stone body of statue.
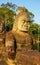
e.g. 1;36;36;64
6;7;34;53
5;7;39;65
12;7;35;50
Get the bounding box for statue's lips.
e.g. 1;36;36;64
18;26;28;31
22;24;29;27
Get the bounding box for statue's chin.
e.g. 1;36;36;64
18;26;28;32
18;28;28;32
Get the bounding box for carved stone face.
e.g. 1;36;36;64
18;15;30;31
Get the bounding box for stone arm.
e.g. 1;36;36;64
5;31;17;59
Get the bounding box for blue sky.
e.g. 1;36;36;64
0;0;40;24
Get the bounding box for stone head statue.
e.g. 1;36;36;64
0;17;6;33
13;7;30;31
0;17;3;32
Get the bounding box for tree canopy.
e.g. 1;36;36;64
0;3;17;31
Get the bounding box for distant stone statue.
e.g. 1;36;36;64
5;7;35;65
0;17;3;32
0;17;6;33
0;17;6;46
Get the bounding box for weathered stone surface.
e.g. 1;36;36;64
0;50;40;65
16;50;40;65
5;31;15;47
12;30;34;50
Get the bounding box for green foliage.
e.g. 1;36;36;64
29;12;34;22
29;23;39;39
33;41;40;52
0;2;17;31
1;2;17;11
29;23;40;51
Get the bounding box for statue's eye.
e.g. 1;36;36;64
22;20;25;23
